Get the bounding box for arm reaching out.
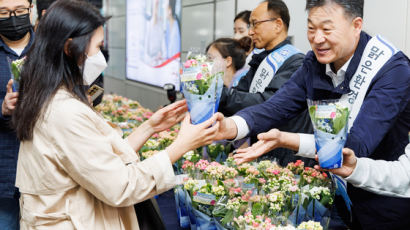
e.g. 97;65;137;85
126;100;188;152
233;129;300;164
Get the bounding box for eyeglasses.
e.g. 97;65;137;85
249;18;277;29
0;8;31;19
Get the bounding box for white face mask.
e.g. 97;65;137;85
233;33;244;40
83;51;107;85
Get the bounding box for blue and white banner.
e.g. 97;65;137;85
250;44;301;93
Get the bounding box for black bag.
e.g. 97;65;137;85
134;198;166;230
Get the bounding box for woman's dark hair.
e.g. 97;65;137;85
206;37;251;71
306;0;364;18
13;0;109;141
234;10;251;25
265;0;290;30
169;0;177;19
36;0;57;20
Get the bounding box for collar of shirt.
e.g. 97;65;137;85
248;37;292;70
309;32;371;97
325;57;352;87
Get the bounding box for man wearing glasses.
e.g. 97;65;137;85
218;0;313;167
214;0;409;228
0;0;34;229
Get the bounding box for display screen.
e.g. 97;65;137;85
126;0;181;89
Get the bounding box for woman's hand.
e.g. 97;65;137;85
147;100;188;133
166;113;221;163
315;148;358;178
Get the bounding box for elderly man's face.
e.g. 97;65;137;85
249;2;281;50
307;3;361;69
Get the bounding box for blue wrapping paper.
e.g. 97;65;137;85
315;127;347;169
182;74;223;124
175;187;190;228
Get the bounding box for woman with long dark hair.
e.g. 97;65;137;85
12;0;220;229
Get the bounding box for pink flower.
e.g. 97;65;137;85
330;111;336;118
136;117;143;122
259;178;266;184
266;169;280;175
143;112;153;119
196;73;203;80
152;133;159;138
210;200;216;205
210;162;221;166
252;221;259;227
184;60;192;68
241;195;249;202
182;160;194;170
195;159;209;170
289;185;299;192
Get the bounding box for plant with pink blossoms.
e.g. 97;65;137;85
286;160;305;175
182;160;195;175
195;159;210;171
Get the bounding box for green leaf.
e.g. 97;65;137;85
239;204;248;214
308;105;316;121
217;180;224;186
320;196;332;207
221;210;234;225
251;202;263;216
333;107;349;134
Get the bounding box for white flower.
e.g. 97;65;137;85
183;150;195;161
211;185;226;196
273;226;296;230
146;139;160;148
305;186;331;200
141;150;158;159
266;191;285;213
226;198;241;212
184;179;198;191
297;221;323;230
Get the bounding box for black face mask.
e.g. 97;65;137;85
0;14;31;41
